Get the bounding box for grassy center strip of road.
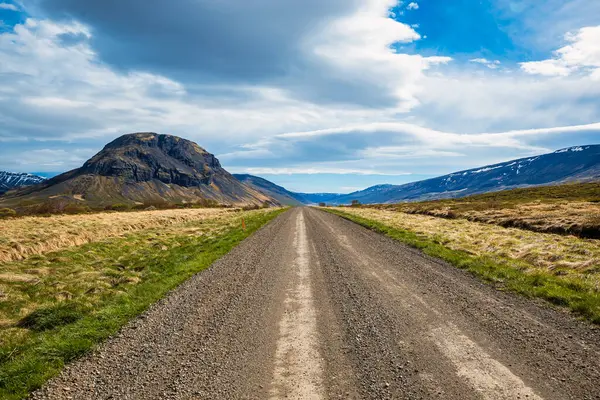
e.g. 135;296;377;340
322;208;600;324
0;208;286;400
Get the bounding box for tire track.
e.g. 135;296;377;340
31;208;600;400
269;211;324;400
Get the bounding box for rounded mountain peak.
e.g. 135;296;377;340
103;132;209;155
78;132;222;186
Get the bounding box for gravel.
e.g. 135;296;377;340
32;208;600;400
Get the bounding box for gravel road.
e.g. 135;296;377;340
32;208;600;400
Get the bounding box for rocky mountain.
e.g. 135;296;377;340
0;171;46;195
330;145;600;204
1;133;274;211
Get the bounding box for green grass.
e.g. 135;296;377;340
0;208;285;400
324;208;600;325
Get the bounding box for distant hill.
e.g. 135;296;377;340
291;192;345;205
1;133;274;212
331;145;600;204
233;174;304;206
233;174;343;205
0;171;46;195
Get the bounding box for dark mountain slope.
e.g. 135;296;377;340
233;174;304;206
1;133;274;211
233;174;343;205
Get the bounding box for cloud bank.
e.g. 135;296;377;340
0;0;598;191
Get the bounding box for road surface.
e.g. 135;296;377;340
33;208;600;400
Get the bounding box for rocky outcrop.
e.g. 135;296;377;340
1;133;274;210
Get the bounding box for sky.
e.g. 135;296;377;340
0;0;599;193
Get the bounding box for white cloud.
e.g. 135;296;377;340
0;3;18;11
270;121;600;150
415;71;600;133
0;19;370;140
406;2;419;10
221;121;600;179
10;148;94;171
1;16;451;172
230;167;411;176
469;58;501;69
520;59;572;76
305;0;451;110
1;4;600;185
521;25;600;77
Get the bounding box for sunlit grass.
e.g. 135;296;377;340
369;182;600;238
0;208;242;263
0;208;285;400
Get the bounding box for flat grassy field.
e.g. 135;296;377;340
0;207;284;399
0;208;245;263
369;182;600;238
324;207;600;324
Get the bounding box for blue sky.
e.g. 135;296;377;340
0;0;599;193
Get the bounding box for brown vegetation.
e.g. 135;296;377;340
0;208;248;264
368;182;600;238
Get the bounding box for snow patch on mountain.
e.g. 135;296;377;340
0;171;46;194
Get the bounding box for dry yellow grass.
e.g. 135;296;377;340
392;201;600;237
0;208;245;263
372;183;600;238
0;208;278;327
333;208;600;288
0;208;284;398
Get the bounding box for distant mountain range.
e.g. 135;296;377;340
239;144;600;205
3;140;599;210
0;133;273;212
0;171;46;195
232;174;342;206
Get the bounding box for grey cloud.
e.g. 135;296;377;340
36;0;355;82
33;0;419;108
219;122;600;177
0;99;105;140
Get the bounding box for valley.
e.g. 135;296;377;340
0;133;599;399
2;2;600;398
236;145;600;206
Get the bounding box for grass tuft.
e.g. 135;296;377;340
16;303;86;332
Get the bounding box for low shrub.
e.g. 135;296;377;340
105;203;131;212
0;208;16;218
63;204;91;215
